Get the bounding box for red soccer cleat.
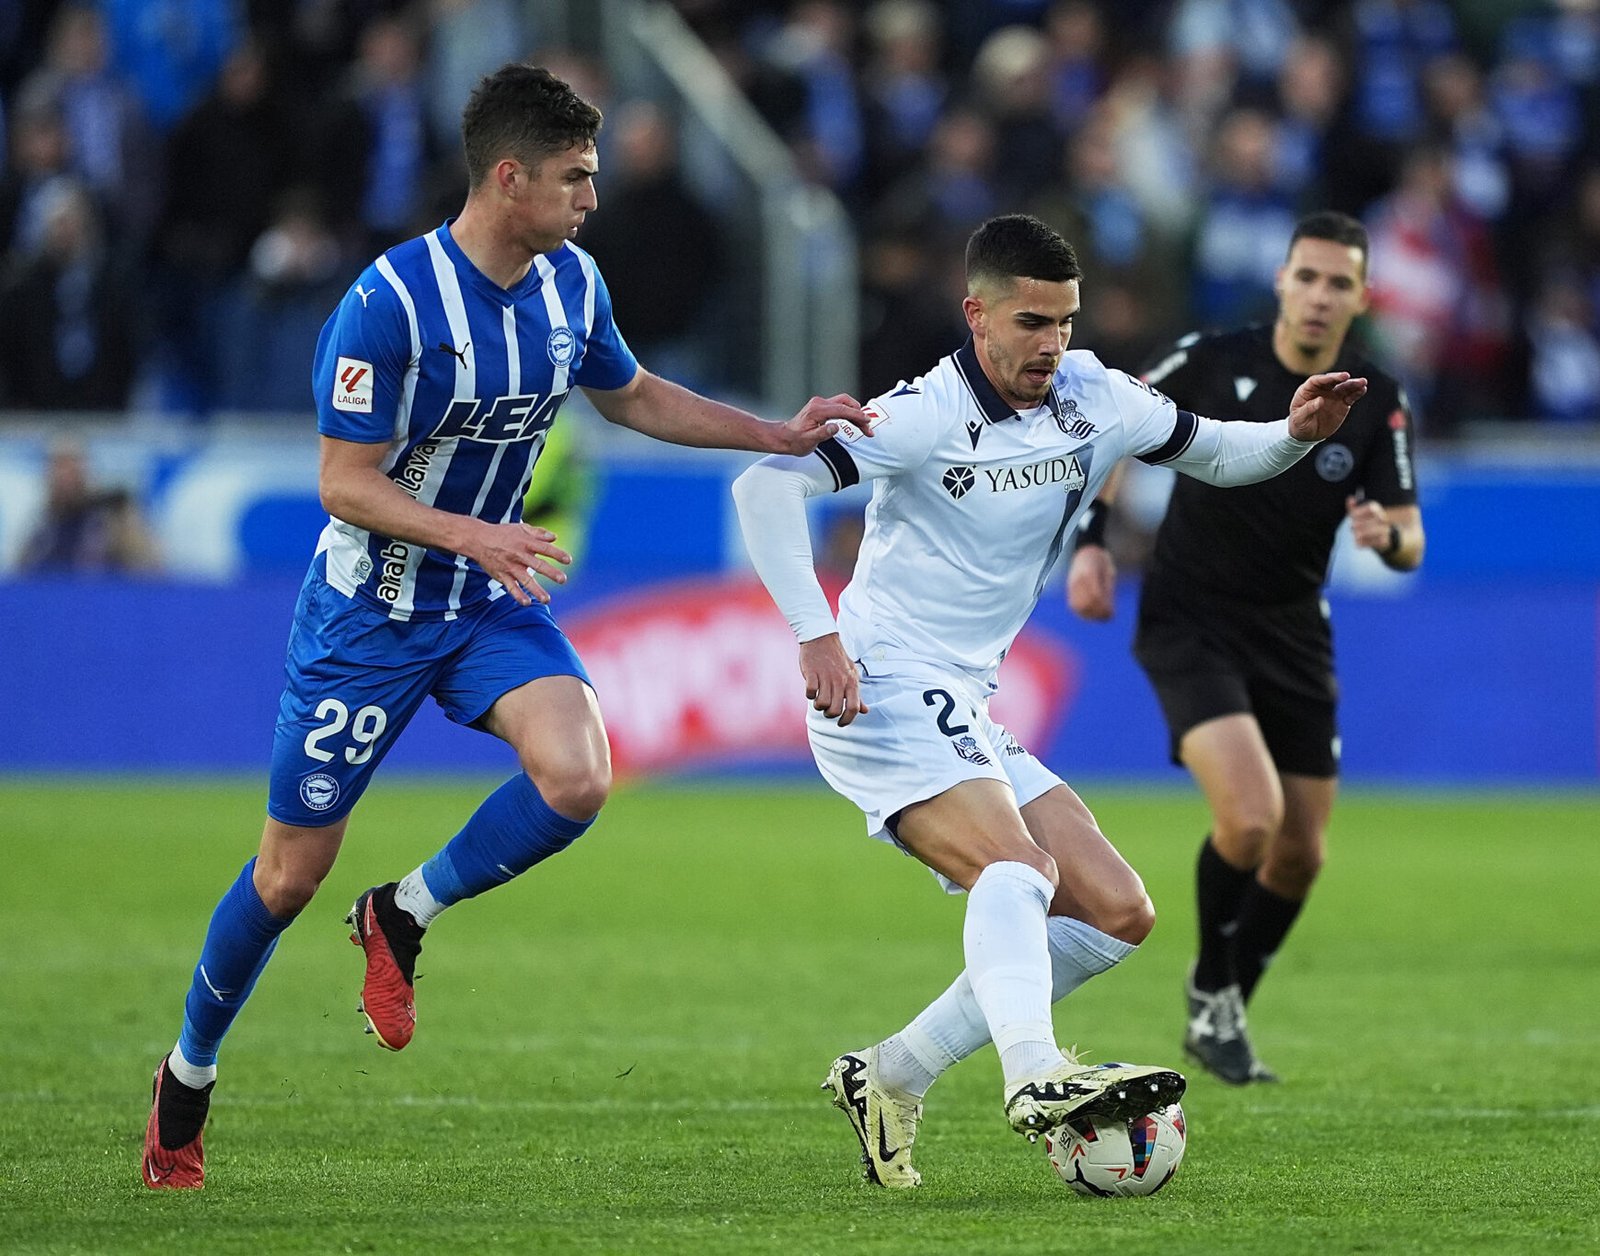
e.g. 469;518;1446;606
347;884;423;1051
142;1058;212;1190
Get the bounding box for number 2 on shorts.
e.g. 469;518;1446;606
922;688;970;737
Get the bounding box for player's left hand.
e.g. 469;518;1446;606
1287;371;1368;442
798;632;869;726
1066;545;1117;621
1346;494;1393;550
773;394;873;455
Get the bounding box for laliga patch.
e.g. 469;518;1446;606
836;404;884;443
334;357;374;413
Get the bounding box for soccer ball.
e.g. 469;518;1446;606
1044;1103;1187;1197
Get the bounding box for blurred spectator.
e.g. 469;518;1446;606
152;34;297;416
17;440;161;574
218;187;350;411
969;25;1063;204
576;101;727;388
1272;34;1346;204
762;1;864;192
1190;107;1298;327
859;0;947;205
1097;53;1199;236
1364;144;1510;429
424;0;529;153
18;5;158;247
1525;272;1600;421
247;0;406;97
321;14;436;253
1042;0;1107;134
1029;106;1182;340
103;0;239;132
0;178;137;410
1421;51;1511;225
1345;0;1459;146
1491;26;1588;287
1169;0;1300;124
0;92;75;258
857;227;966;394
875;104;1002;249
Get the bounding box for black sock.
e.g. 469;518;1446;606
1194;836;1253;992
1233;879;1304;1003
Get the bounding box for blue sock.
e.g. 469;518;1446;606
177;858;294;1068
419;774;593;907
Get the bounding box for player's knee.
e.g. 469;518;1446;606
535;762;611;823
1106;890;1157;946
1216;808;1282;861
255;864;324;918
1015;847;1059;891
1265;841;1323;896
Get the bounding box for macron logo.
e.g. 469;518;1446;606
1234;376;1257;402
334;356;375;413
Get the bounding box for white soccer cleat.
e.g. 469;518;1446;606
821;1048;924;1188
1004;1056;1186;1143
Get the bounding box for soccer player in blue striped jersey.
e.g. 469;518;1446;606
142;64;865;1190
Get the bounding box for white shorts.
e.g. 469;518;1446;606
807;663;1064;891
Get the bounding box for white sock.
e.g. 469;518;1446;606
883;916;1140;1093
167;1042;216;1089
963;861;1061;1086
885;971;988;1097
1047;916;1137;1002
393;867;444;929
874;1033;939;1097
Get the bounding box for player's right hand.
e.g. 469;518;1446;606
1066;546;1117;621
799;632;869;726
773;394;874;456
1287;371;1368;441
465;520;572;606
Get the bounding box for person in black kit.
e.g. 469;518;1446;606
1066;212;1425;1084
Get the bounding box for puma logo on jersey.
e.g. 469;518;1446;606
354;284;376;307
436;340;470;367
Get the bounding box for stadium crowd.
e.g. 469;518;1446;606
2;0;1599;431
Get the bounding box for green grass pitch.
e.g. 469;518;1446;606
2;778;1597;1254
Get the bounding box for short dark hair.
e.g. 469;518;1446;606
966;214;1083;291
1288;211;1369;275
461;64;603;187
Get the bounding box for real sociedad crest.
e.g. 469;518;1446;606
547;326;576;367
1054;397;1096;439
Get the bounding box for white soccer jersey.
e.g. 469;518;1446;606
820;340;1197;682
734;336;1318;691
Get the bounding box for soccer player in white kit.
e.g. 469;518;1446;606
733;215;1368;1187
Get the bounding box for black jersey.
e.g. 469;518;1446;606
1139;325;1417;605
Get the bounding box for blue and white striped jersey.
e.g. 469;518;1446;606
310;221;637;620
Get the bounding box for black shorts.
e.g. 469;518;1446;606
1132;576;1339;777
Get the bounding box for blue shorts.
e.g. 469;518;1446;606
267;570;591;827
